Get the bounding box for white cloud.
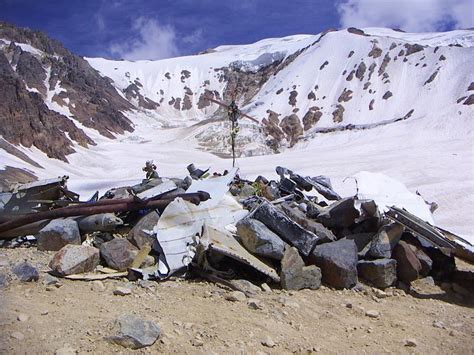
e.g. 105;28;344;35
110;17;180;60
337;0;474;32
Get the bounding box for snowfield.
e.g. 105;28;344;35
0;27;473;242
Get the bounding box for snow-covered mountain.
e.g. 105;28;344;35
0;23;473;238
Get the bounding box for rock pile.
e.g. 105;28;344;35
1;164;472;296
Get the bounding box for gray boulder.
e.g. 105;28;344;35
49;245;100;276
253;201;320;256
280;247;321;290
392;241;422;282
367;223;404;258
236;218;287;260
357;259;397;288
106;315;161;349
316;198;360;229
37;219;81;251
280;203;336;244
12;261;39;282
310;239;358;289
127;211;159;249
100;238;138;271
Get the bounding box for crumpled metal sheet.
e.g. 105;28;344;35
153;168;248;278
201;224;280;282
153;198;205;277
186;168;238;208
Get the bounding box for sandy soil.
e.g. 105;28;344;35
0;248;473;354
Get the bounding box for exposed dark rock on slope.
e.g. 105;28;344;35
0;22;134;162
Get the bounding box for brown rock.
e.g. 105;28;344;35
302;106;322;130
100;238;138;271
280;247;321;290
392;241;422;282
49;245;100;276
332;104;345;123
127;211;160;248
280;114;303;147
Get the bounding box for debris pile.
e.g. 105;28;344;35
1;164;473;299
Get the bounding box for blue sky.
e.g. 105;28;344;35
1;0;472;60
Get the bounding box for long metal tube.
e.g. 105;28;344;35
0;192;210;237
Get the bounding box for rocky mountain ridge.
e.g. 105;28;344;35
0;22;473;168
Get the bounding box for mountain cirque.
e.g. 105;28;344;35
1;22;472;169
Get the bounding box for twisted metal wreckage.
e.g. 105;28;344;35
0;164;472;288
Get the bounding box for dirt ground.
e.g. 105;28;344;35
0;248;473;354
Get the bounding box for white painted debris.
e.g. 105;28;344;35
353;171;435;225
153;198;205;277
153;168;247;278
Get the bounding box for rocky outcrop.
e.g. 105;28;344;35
280;114;303;147
124;82;159;109
0;51;94;161
0;22;134;161
332;104;345;123
302;106;322;130
338;88;353;102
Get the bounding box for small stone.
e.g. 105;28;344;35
43;274;59;286
17;313;29;322
225;291;246;302
365;310;380;319
404;339;418;347
137;280;156;291
373;289;389;298
41;310;49;315
261;283;272;293
11;331;25;340
91;281;106;292
114;286;132;296
230;279;261;296
12;261;39;282
433;321;446;329
262;336;276;348
191;338;204;347
248;299;264;310
106;315;161;349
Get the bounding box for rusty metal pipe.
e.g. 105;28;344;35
0;192;210;237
